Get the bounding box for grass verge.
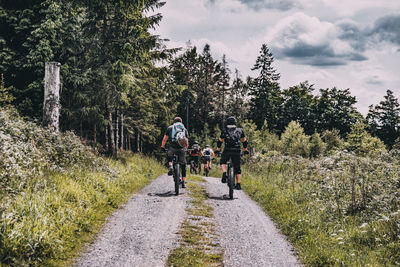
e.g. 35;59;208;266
0;153;164;266
242;158;400;266
167;175;223;267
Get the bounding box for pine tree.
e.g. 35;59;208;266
366;90;400;148
248;44;281;130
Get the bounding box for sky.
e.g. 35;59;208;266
152;0;400;114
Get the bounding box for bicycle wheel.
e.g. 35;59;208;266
228;164;234;199
174;163;180;195
205;166;209;177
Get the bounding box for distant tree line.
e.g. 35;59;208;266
1;0;399;154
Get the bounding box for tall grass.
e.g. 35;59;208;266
0;154;164;266
0;107;165;265
242;152;400;266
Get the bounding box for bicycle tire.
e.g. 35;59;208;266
174;163;180;195
228;164;234;199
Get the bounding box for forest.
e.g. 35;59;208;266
1;0;400;156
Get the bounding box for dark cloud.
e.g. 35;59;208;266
336;21;367;52
365;76;384;85
370;14;400;45
208;0;299;11
275;42;367;66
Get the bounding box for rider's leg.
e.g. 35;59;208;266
167;148;174;175
233;154;242;189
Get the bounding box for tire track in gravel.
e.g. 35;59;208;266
203;176;301;267
74;174;189;267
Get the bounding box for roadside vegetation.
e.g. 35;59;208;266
240;119;400;266
0;107;164;266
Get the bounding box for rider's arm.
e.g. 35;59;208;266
161;135;168;148
241;137;248;152
216;137;223;151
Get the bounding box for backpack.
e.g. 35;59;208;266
225;126;241;148
171;122;187;147
204;149;211;155
192;143;199;152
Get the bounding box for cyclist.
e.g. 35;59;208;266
216;116;249;190
189;141;202;174
161;117;189;188
202;144;215;172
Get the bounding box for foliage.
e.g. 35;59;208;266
248;43;281;130
367;90;400;148
0;108;164;265
280;121;310;157
309;132;326;158
0;74;14;106
345;121;387;156
0;107;99;194
243;151;400;266
315;87;360;137
322;129;343;154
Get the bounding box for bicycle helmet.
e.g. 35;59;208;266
193;141;199;144
226;116;237;125
205;144;210;148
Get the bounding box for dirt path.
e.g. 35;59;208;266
204;176;301;266
74;174;301;266
74;174;189;267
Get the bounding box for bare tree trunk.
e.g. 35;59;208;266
43;62;61;131
120;113;124;150
93;124;97;143
105;123;109;151
128;133;131;151
80;119;83;139
136;130;140;153
109;111;115;155
116;110;120;151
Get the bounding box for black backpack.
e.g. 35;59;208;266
225;126;241;148
192;143;199;152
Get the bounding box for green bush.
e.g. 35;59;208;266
0;107;165;265
243;151;400;266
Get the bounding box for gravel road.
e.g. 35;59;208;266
74;174;189;267
74;174;301;266
204;176;301;267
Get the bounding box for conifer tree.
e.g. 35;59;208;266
248;44;281;130
366;90;400;148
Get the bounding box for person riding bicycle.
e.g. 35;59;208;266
161;117;189;188
202;144;215;172
216;116;249;190
189;141;202;174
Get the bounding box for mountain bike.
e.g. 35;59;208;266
227;157;235;199
202;156;213;177
190;158;200;175
165;148;182;195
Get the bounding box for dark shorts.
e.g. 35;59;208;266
203;155;211;163
190;155;200;164
220;151;241;174
167;146;187;165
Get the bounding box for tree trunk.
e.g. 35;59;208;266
120;113;124;150
43;62;61;131
93;124;97;143
116;110;120;151
105;123;109;151
128;133;131;151
136;130;140;153
109;111;115;155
